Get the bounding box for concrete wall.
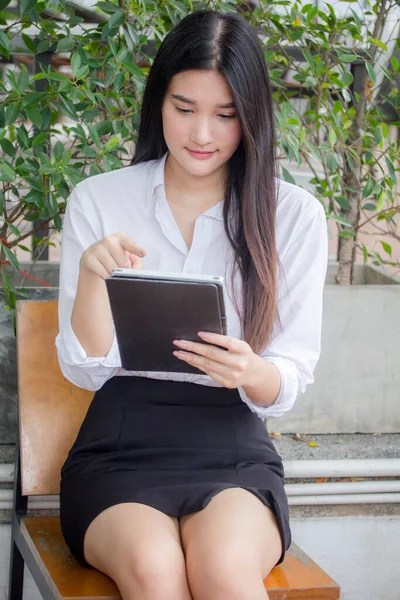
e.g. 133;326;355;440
273;266;400;434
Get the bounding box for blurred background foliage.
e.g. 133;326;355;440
0;0;399;313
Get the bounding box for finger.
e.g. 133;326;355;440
128;253;144;269
173;352;236;388
197;332;245;352
173;339;236;366
116;233;146;258
105;239;132;269
173;351;234;378
96;246;122;275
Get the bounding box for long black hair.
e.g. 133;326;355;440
131;10;278;354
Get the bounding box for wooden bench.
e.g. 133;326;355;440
9;299;341;600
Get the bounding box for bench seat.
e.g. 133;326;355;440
18;516;340;599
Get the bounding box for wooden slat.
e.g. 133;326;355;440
22;517;119;599
17;299;93;496
265;544;341;599
23;517;340;599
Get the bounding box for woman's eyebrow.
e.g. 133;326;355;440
171;93;235;109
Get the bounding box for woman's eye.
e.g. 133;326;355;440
174;106;236;119
175;107;192;114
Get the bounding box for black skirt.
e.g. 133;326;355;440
60;376;291;566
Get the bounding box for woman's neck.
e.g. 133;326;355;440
164;153;225;212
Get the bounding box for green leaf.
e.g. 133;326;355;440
338;231;356;238
64;166;84;187
24;190;43;204
126;22;139;45
22;92;46;108
22;33;35;53
76;65;89;79
3;245;20;270
54;213;62;232
20;0;37;16
17;65;29;93
335;195;351;211
79;145;97;158
0;0;12;11
87;124;101;148
384;157;397;185
329;215;352;227
5;103;20;126
366;63;376;85
36;40;50;54
328;129;337;146
8;223;20;237
53;140;64;163
104;135;120;151
26;107;43;129
381;241;392;256
56;37;75;53
71;52;81;77
109;9;125;29
116;47;129;63
32;132;48;147
0;30;11;58
362;176;375;198
369;38;387;52
307;5;318;21
59;95;78;119
391;56;399;72
338;54;359;63
342;71;354;86
62;149;71;165
96;1;119;14
46;71;69;82
363;203;376;211
0;138;15;158
362;244;368;264
281;167;296;185
0;161;16;181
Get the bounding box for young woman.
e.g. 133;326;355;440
56;9;328;600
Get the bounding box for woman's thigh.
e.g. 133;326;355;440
179;488;282;598
84;503;192;600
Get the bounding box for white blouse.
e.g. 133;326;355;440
55;152;328;419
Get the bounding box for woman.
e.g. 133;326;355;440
56;9;328;600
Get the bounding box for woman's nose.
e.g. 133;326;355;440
190;116;213;146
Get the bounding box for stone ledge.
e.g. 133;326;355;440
267;433;400;460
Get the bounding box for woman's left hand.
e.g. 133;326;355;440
172;332;257;389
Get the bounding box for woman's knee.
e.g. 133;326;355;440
185;543;267;600
118;541;190;599
83;503;191;599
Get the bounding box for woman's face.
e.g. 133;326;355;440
161;69;242;179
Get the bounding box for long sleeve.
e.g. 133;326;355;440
238;202;328;419
55;185;122;391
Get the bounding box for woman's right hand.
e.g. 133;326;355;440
80;233;147;280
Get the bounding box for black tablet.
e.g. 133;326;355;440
105;268;227;374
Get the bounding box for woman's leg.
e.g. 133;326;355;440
180;487;282;600
84;502;193;600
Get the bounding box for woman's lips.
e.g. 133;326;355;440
187;149;216;159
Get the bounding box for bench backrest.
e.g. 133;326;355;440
17;299;93;496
